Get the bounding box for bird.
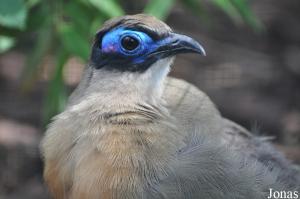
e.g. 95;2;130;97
41;14;300;199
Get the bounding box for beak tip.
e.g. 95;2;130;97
194;41;206;56
199;45;206;56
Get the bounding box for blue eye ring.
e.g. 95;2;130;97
119;33;142;54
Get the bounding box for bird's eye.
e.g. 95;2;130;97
121;36;140;51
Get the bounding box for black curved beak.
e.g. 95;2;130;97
149;33;206;58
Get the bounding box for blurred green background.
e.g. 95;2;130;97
1;0;300;198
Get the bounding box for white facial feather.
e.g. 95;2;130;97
79;57;174;108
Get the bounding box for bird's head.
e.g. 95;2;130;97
90;14;205;73
79;14;205;102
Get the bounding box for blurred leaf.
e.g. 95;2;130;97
22;21;53;90
65;1;94;37
90;16;106;36
211;0;263;31
211;0;240;21
43;49;69;124
87;0;124;18
230;0;263;31
25;0;41;8
26;3;50;30
0;0;27;29
179;0;210;22
58;23;90;61
180;0;202;13
0;35;15;53
144;0;175;20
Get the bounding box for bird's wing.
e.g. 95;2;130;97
162;77;259;158
162;77;223;138
162;77;276;154
161;77;300;193
162;77;253;146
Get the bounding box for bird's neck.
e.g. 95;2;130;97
64;58;184;198
88;59;171;107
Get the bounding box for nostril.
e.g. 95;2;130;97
172;39;180;46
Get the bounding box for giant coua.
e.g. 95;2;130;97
41;14;300;199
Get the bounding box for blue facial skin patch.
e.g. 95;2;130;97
101;27;161;64
91;26;185;72
92;25;204;72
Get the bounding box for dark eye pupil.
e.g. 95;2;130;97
121;36;139;51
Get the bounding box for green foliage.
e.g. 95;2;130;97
229;0;263;31
22;19;52;90
180;0;205;16
0;35;15;53
0;0;27;29
144;0;175;20
0;0;263;123
211;0;262;31
58;23;90;61
86;0;124;17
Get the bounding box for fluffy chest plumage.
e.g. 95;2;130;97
42;99;184;199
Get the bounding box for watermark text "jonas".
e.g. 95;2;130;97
268;188;299;199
